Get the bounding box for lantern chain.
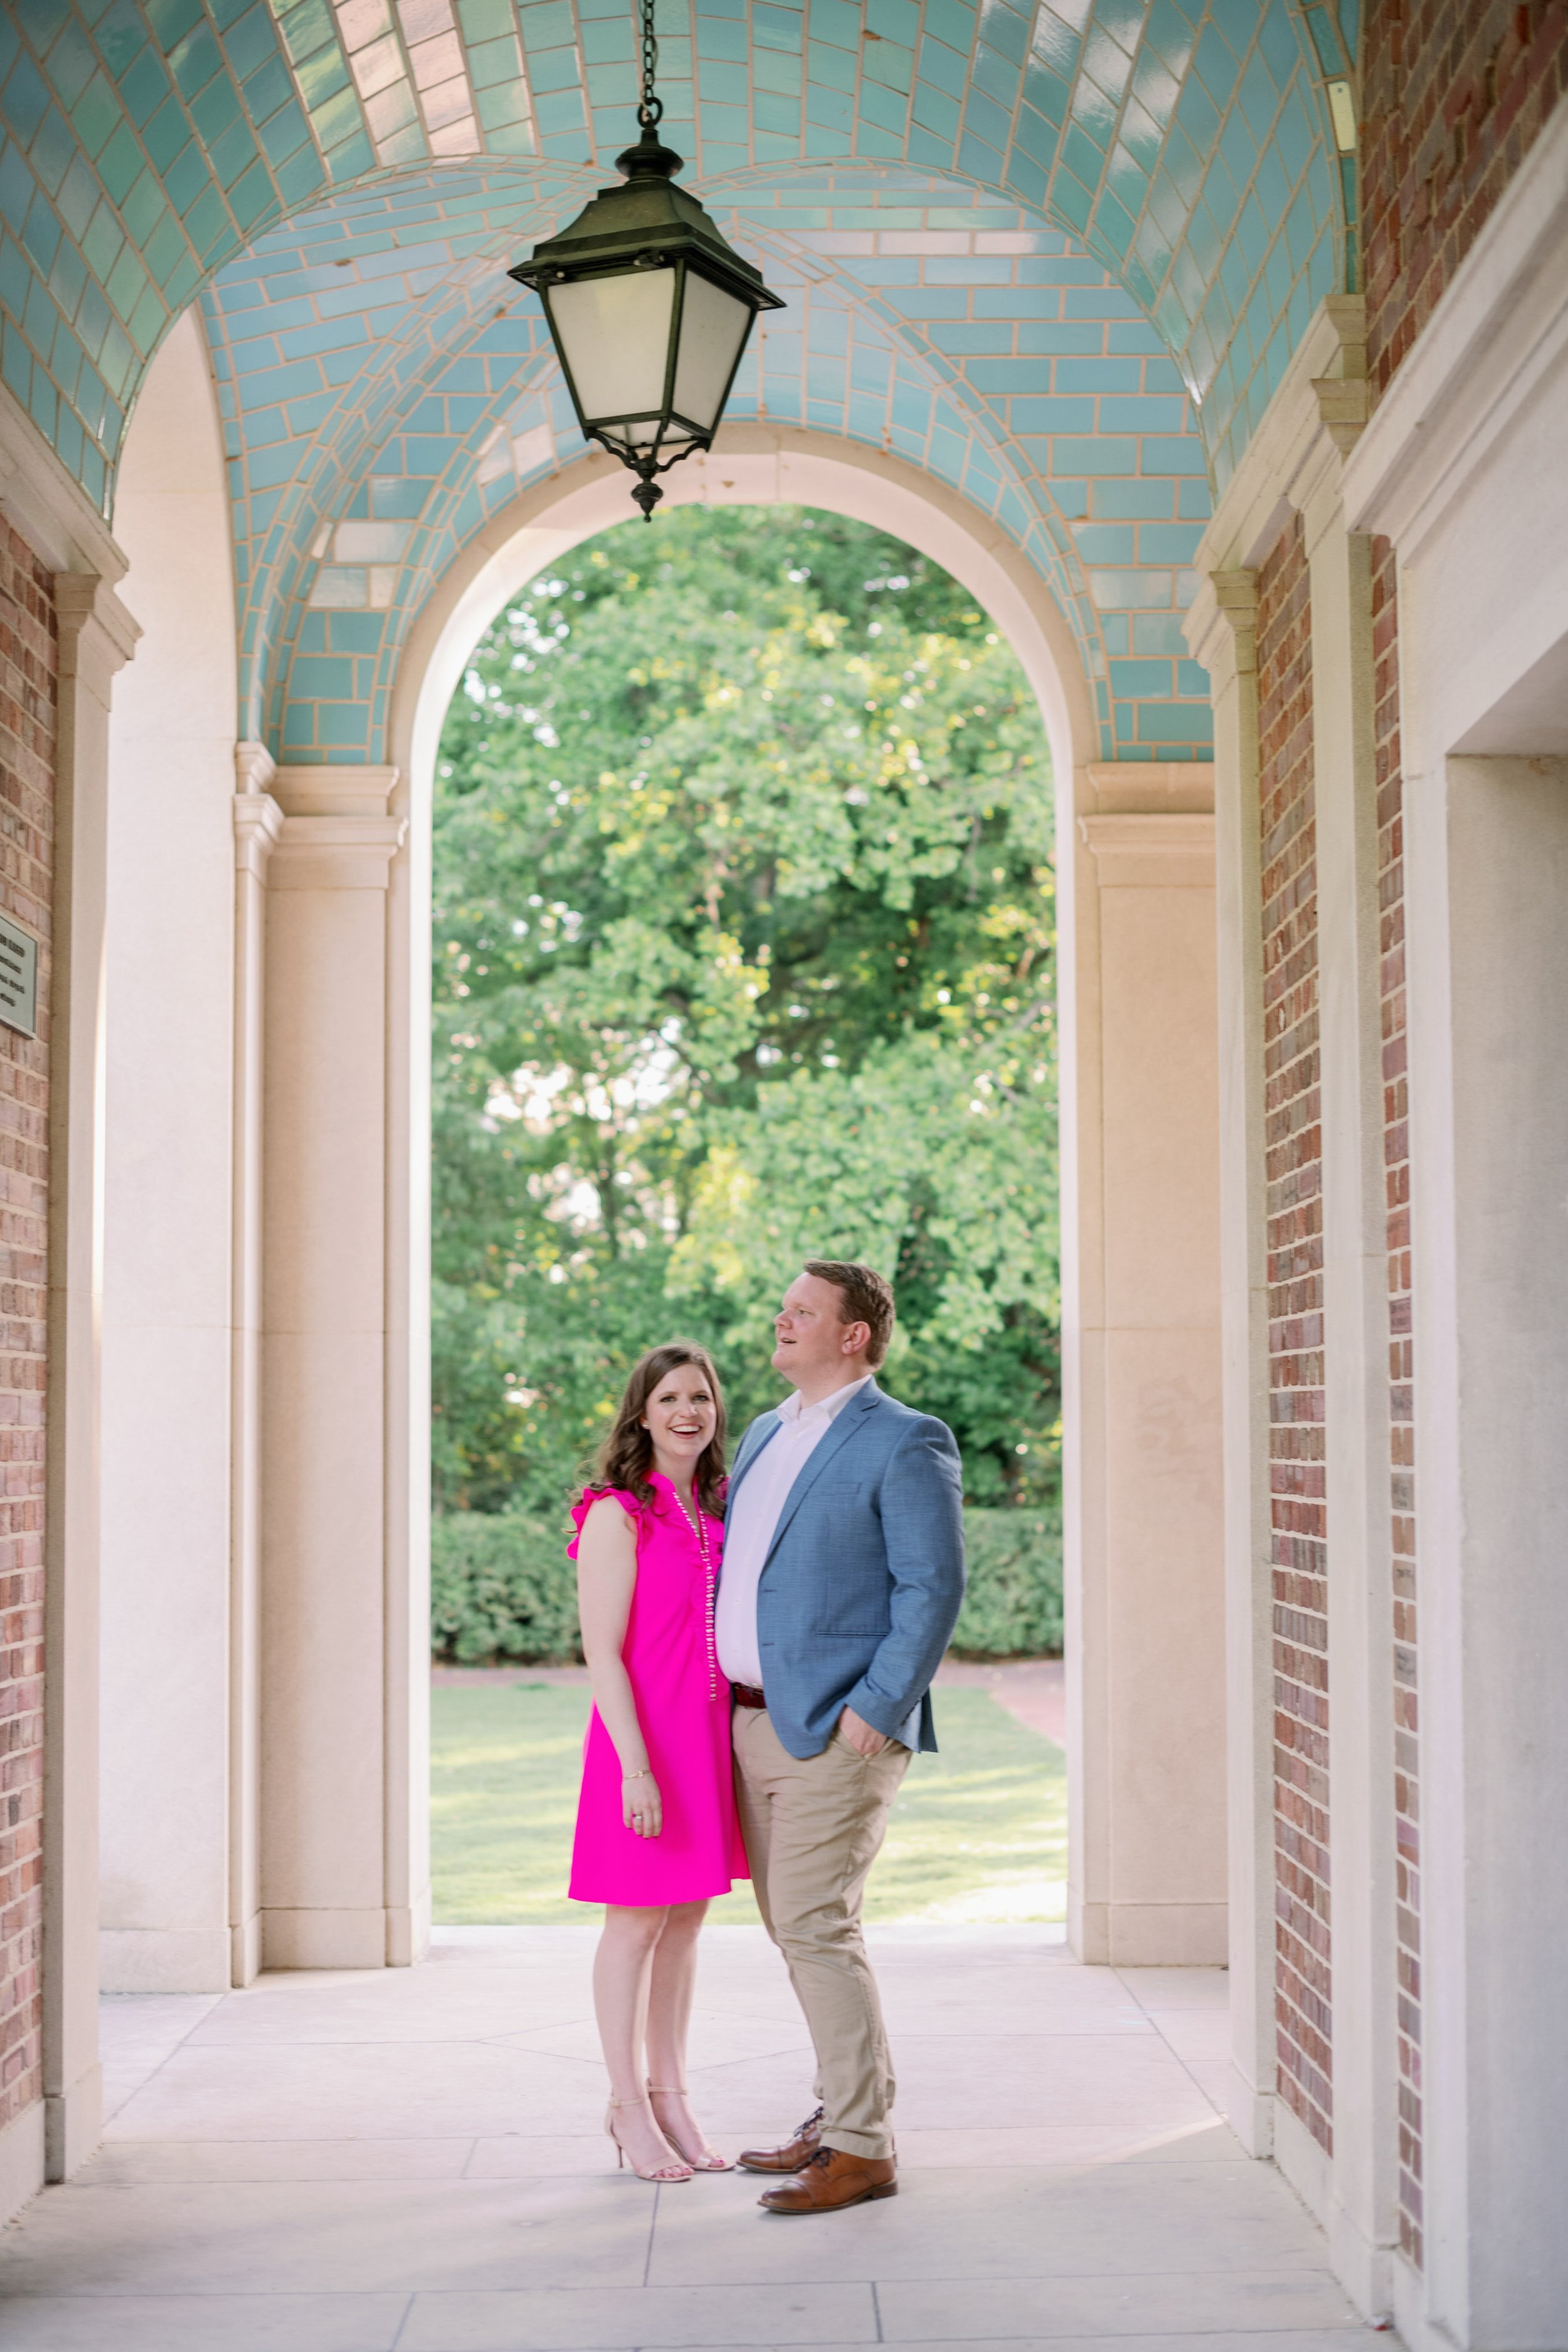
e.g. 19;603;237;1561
637;0;662;125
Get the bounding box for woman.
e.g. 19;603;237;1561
568;1342;747;2182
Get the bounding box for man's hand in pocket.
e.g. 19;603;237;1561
838;1706;890;1758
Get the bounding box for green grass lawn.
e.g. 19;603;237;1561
430;1682;1066;1926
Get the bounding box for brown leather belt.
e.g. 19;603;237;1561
733;1683;767;1710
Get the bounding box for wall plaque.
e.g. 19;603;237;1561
0;914;38;1039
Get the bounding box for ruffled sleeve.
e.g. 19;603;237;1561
567;1485;644;1560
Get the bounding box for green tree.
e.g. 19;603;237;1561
432;505;1059;1513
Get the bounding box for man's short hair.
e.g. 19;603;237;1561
805;1259;896;1369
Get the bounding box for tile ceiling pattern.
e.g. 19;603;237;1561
209;164;1217;761
0;0;1360;759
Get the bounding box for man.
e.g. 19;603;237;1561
717;1260;965;2213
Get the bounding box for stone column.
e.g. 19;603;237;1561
231;748;282;1986
1184;571;1276;2155
1066;762;1226;1967
260;765;416;1970
1297;426;1401;2316
98;305;242;1994
44;574;138;2178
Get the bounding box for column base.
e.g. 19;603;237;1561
99;1927;232;1994
1390;2247;1457;2352
1276;2101;1399;2325
0;2098;45;2223
1273;2095;1333;2233
45;2059;102;2183
1068;1888;1109;1964
1327;2195;1395;2328
1069;1897;1227;1965
386;1887;432;1969
231;1909;261;1988
262;1907;401;1970
1226;2058;1275;2158
1118;1900;1231;1965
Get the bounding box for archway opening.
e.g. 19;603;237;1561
423;495;1067;1932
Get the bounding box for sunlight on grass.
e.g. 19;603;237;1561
431;1682;1065;1927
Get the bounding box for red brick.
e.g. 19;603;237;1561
0;520;51;2141
1257;514;1333;2157
1364;1;1568;403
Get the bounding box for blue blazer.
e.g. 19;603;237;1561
725;1380;966;1759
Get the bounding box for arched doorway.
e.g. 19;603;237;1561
97;344;1224;1998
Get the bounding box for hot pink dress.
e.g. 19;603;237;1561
568;1475;748;1905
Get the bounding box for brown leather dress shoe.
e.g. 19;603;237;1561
758;2145;898;2213
736;2105;824;2175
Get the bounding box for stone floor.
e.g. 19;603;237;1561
0;1927;1367;2351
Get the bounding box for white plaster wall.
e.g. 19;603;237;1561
99;307;237;1992
1436;754;1568;2349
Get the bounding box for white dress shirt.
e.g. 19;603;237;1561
715;1375;873;1689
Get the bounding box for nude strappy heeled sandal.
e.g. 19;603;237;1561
647;2081;733;2172
605;2094;692;2182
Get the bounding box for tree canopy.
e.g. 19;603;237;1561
432;504;1059;1515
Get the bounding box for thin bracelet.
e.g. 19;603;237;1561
622;1767;652;1782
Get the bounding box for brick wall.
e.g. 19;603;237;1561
0;521;53;2154
1355;0;1568;2267
1363;0;1568;397
1257;514;1333;2156
1371;534;1423;2265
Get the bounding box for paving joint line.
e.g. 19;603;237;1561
97;1994;225;2128
1110;1965;1229;2126
643;2178;659;2286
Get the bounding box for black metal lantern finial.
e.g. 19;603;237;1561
509;0;784;518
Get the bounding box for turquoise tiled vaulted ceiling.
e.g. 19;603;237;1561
0;0;1361;761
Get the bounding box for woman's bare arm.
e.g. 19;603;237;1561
576;1496;662;1836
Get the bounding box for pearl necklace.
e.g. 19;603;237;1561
674;1488;719;1700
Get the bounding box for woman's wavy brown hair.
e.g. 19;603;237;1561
592;1343;728;1518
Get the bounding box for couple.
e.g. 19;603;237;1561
567;1259;966;2213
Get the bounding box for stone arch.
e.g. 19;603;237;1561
388;425;1099;802
332;423;1219;1981
92;331;1223;1996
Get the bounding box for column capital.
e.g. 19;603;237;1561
233;792;284;881
1184;569;1258;686
1079;810;1216;887
267;766;406;892
271;765;400;819
54;573;139;702
233;744;284;881
235;740;277;797
1081;759;1214;815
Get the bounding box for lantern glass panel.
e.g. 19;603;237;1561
547;268;675;425
671;270;753;433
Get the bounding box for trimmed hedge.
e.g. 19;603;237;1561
431;1510;582;1665
430;1497;1062;1666
949;1502;1063;1659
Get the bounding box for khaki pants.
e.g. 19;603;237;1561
732;1704;910;2160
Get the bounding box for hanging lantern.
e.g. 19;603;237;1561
509;0;783;519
